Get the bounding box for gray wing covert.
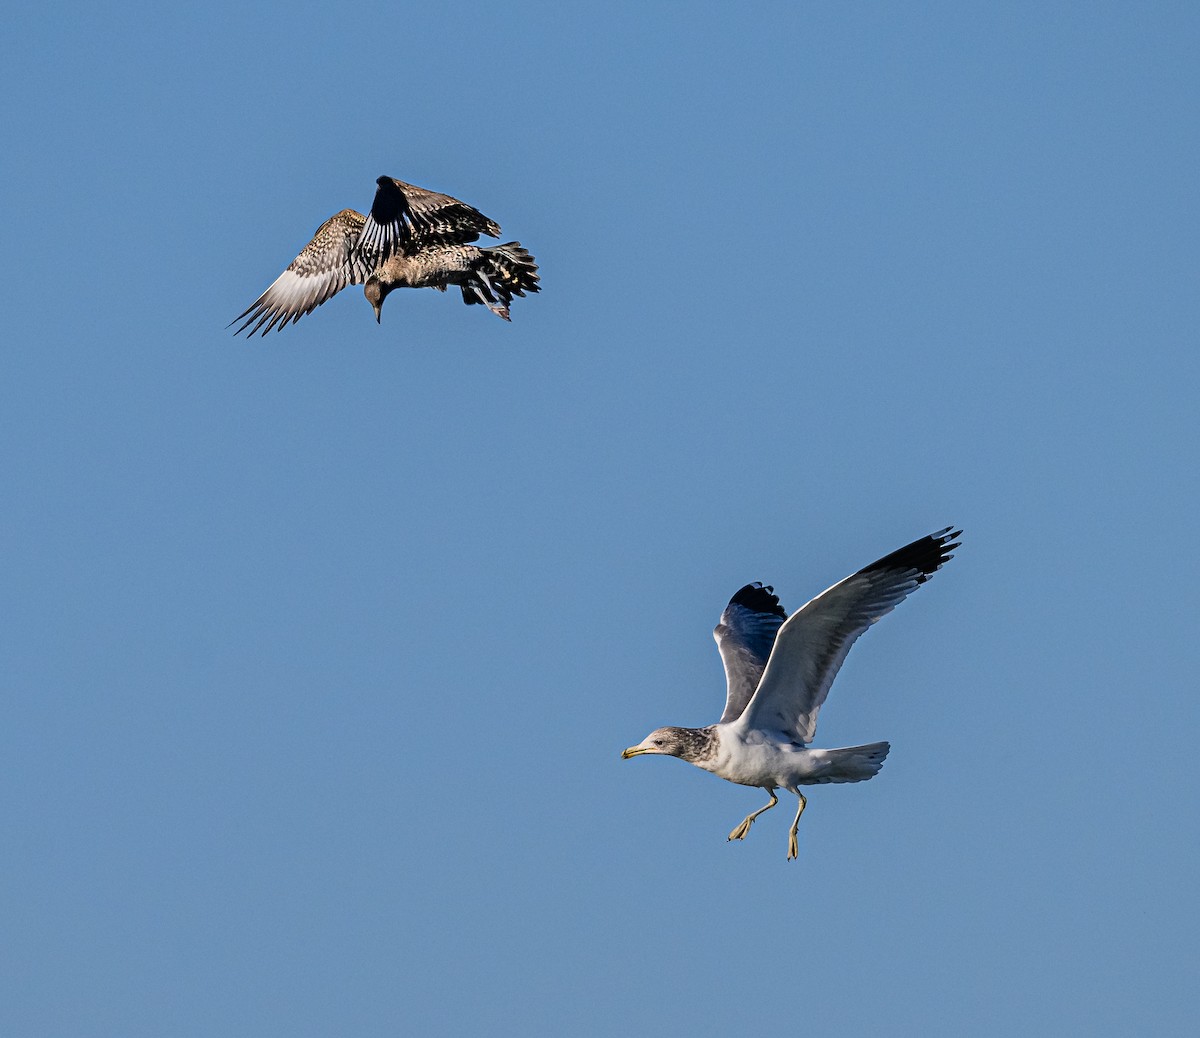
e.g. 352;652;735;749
739;528;961;743
714;583;787;724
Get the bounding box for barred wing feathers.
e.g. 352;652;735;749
357;176;502;260
231;209;371;336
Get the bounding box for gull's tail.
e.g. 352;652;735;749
809;742;890;783
459;243;540;320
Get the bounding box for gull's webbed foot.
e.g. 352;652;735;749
787;831;800;861
728;817;755;842
727;790;778;845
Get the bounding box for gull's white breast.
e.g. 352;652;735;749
702;725;821;788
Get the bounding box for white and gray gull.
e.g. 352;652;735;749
622;527;962;860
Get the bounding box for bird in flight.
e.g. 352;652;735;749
231;176;539;335
623;527;962;860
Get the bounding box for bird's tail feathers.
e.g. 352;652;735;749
460;242;540;320
810;741;890;783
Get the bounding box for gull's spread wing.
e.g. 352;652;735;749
737;527;961;743
714;583;786;724
357;176;502;260
231;209;370;336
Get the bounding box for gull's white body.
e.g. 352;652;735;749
696;726;883;789
622;527;961;859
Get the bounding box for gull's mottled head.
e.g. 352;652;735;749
363;278;386;322
622;726;716;764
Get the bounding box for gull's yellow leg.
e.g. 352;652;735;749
728;790;778;842
787;792;808;861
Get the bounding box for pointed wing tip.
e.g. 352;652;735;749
728;582;787;619
909;526;964;583
857;526;964;586
228;310;257;336
934;525;964;556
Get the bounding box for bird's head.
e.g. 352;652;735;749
363;277;387;323
622;726;702;762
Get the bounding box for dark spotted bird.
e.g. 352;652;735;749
231;176;539;335
623;527;962;860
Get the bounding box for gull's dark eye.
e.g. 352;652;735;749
654;739;664;746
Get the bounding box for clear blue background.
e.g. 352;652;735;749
3;2;1197;1034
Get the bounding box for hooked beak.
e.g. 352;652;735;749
372;304;382;324
621;746;650;759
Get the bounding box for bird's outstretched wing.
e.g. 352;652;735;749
737;527;961;743
356;176;502;260
231;209;371;336
714;583;787;724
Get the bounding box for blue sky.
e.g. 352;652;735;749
3;2;1198;1034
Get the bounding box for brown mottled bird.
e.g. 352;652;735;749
231;176;539;335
